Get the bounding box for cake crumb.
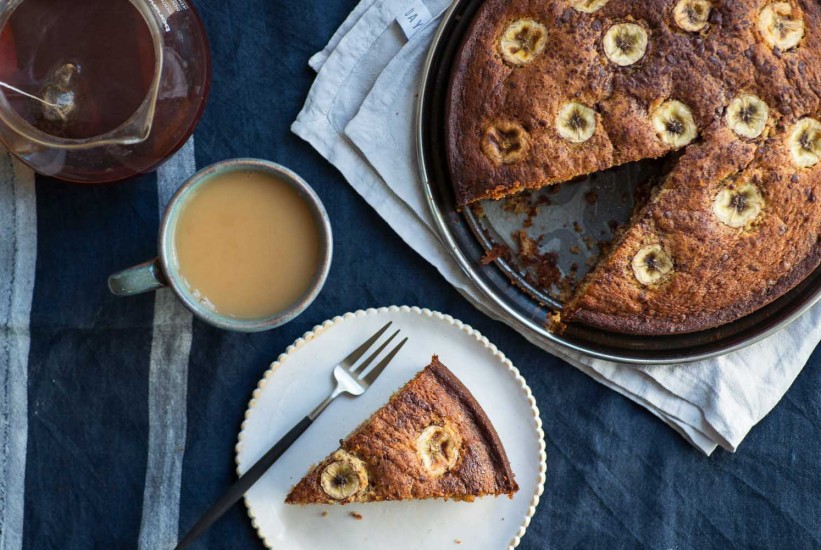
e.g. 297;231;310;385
515;230;539;259
516;231;563;291
502;192;532;215
321;511;328;517
350;512;363;520
481;244;509;265
547;311;566;334
455;540;462;545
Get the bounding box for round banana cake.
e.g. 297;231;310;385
446;0;821;335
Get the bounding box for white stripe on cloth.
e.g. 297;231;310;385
0;151;36;550
138;139;196;550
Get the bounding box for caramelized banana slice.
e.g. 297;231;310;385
712;182;765;228
556;102;597;143
320;450;368;500
758;2;804;50
481;121;529;165
651;100;698;149
673;0;712;32
572;0;610;14
603;23;649;66
726;94;770;139
788;118;821;168
500;19;548;66
416;424;461;476
631;244;674;286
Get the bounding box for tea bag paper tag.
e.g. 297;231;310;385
397;0;433;41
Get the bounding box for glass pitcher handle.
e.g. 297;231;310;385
108;258;166;296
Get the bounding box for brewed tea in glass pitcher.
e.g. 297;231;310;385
0;0;210;183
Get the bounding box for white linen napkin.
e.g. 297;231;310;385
292;0;820;455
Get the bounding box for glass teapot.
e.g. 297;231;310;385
0;0;210;183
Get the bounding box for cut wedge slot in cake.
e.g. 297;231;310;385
447;0;821;335
285;356;518;505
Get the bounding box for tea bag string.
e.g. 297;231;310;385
0;81;59;108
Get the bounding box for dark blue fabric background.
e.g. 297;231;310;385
20;0;820;548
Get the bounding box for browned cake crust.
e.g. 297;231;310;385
565;132;821;334
447;0;821;334
285;357;518;504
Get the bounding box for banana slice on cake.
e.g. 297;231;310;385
603;23;649;66
500;19;548;66
481;121;529;165
712;182;765;228
632;244;674;286
416;424;461;476
556;102;597;143
651;100;698;149
572;0;610;13
788;118;821;168
673;0;712;32
758;2;805;50
726;94;770;139
320;450;369;500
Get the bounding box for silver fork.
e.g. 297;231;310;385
176;322;407;549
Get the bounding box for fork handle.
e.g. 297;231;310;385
175;415;313;549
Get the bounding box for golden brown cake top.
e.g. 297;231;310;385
447;0;821;206
448;0;821;334
565;127;821;334
285;357;518;504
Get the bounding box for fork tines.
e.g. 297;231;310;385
345;322;408;384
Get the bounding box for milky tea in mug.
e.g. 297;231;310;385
172;170;322;319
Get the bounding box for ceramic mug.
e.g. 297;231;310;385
108;158;333;332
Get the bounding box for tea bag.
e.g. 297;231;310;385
39;63;79;123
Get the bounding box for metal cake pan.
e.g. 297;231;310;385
416;0;821;364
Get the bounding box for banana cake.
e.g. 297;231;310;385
447;0;821;334
285;357;518;504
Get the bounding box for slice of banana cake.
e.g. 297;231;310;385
285;357;518;505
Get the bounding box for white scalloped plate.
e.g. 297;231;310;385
236;306;546;549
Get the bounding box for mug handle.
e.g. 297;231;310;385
108;258;167;296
